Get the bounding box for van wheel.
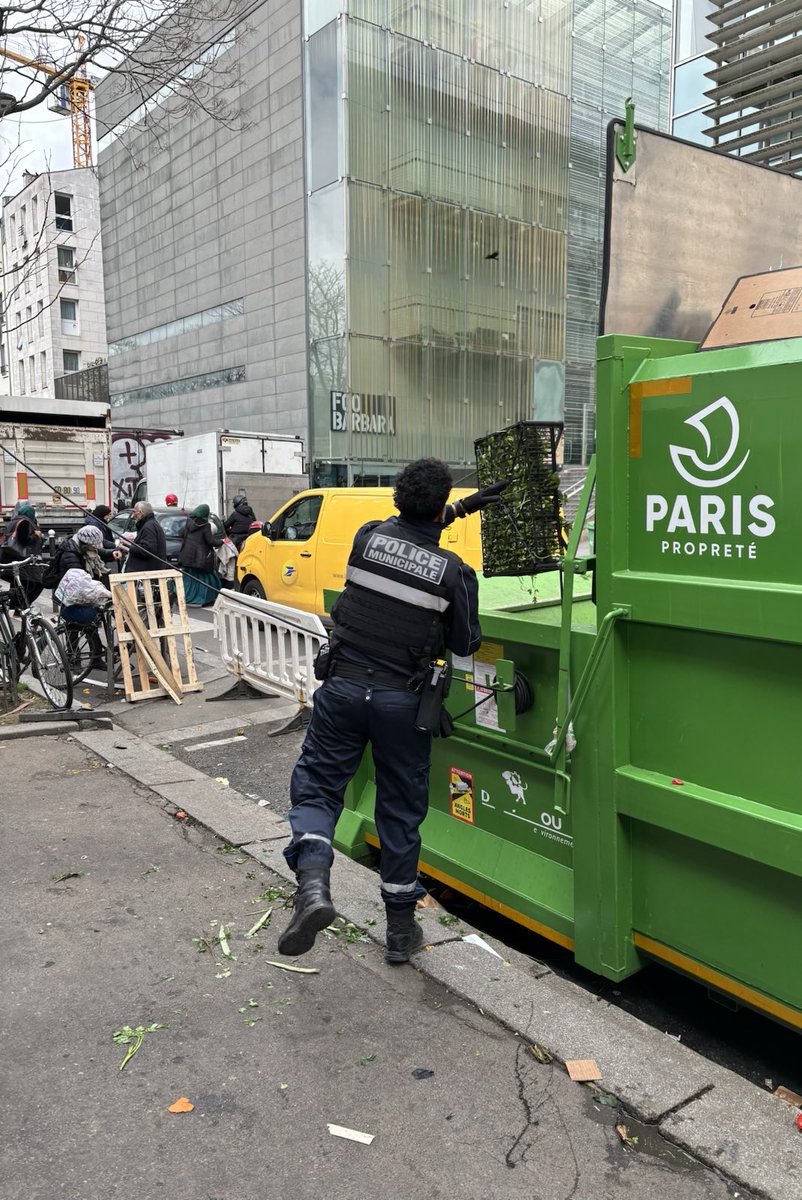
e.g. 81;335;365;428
242;578;266;599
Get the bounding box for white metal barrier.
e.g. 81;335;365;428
213;590;327;709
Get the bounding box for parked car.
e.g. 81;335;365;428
235;487;483;618
108;507;225;565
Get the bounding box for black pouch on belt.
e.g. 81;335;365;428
414;658;451;734
314;641;333;681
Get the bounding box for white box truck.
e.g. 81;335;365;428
135;430;305;519
1;396;112;534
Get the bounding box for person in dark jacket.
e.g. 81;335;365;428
121;502;167;574
3;503;44;608
224;495;257;550
82;505;119;564
178;504;221;605
278;459;506;964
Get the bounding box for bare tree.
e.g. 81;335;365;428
0;0;246;129
0;0;251;370
308;261;346;401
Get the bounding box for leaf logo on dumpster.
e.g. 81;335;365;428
669;397;749;488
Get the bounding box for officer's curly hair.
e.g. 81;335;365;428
393;458;453;521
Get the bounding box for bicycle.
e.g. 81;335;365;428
0;554;74;711
57;601;122;687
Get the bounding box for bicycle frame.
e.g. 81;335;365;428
0;555;73;710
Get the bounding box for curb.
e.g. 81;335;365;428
70;723;801;1200
0;716;113;739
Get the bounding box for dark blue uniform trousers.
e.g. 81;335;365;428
284;677;431;909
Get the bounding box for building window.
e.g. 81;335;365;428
57;245;76;283
18;359;25;393
40;350;47;388
60;297;79;335
63;350;81;373
54;193;73;232
111;365;246;407
108;298;245;356
25;305;33;341
37;299;44;337
31;195;38;233
9;214;15;245
29;354;36;392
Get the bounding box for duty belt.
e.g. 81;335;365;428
330;659;413;691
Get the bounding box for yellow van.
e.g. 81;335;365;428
235;487;483;617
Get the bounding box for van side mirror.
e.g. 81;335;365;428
261;520;273;539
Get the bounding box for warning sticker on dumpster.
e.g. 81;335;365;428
449;767;475;824
473;642;503;731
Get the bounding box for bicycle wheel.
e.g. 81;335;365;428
29;619;73;711
0;640;19;707
60;622;102;685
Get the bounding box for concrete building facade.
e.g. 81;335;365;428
96;0;307;440
98;0;671;481
0;168;107;396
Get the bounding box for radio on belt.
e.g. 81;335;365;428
414;658;450;734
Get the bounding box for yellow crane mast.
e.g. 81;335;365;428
0;46;94;169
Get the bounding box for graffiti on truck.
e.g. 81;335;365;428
111;430;174;509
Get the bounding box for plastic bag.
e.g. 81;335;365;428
55;568;111;607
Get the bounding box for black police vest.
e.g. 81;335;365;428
332;517;463;671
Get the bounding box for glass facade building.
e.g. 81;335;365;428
305;0;672;483
672;2;802;175
671;0;715;145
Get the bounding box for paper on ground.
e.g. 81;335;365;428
463;933;503;959
327;1123;375;1145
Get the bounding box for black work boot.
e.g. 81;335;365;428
277;868;335;957
385;906;424;965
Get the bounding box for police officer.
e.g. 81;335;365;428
278;458;506;963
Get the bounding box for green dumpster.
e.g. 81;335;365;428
336;333;802;1031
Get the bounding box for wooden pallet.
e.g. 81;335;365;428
110;570;202;704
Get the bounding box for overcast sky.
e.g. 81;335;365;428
2;110;75;198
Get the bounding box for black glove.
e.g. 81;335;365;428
453;481;509;517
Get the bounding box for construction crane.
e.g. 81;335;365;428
0;46;93;169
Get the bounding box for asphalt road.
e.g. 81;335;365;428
4;738;751;1200
76;603;802;1103
171;715;802;1102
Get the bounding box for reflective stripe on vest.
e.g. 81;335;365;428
346;564;450;612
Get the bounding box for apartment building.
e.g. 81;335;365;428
1;167;107;397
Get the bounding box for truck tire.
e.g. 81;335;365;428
242;577;266;600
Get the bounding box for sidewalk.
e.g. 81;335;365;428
4;732;799;1199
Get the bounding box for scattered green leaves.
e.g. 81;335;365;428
530;1043;552;1064
141;864;161;878
359;1054;377;1066
439;913;460;927
51;871;84;884
245;908;272;939
112;1022;168;1071
252;885;286;903
264;961;319;975
216;843;238;855
216;924;235;960
325;919;369;944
